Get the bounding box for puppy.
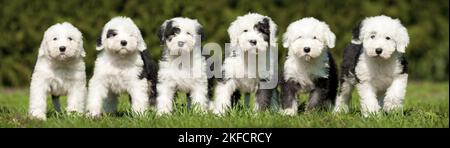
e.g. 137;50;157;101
87;16;158;117
333;15;410;117
29;22;86;120
213;13;278;115
155;17;209;115
280;17;338;115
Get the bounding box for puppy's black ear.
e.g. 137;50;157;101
96;29;104;50
197;25;205;41
255;17;270;42
157;23;166;44
352;21;362;42
258;18;270;35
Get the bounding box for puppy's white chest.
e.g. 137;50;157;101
284;57;328;91
356;55;398;90
48;69;77;96
102;64;142;93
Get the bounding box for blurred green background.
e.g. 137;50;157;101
0;0;448;87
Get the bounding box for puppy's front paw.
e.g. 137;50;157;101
280;108;297;116
29;112;47;121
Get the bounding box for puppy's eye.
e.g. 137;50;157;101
68;37;73;41
313;36;317;39
243;29;248;32
370;35;375;39
385;37;391;40
53;37;57;41
297;36;302;39
186;32;192;35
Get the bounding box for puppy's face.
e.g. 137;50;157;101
359;15;409;59
158;18;203;53
40;22;84;61
228;13;275;54
362;31;397;59
104;27;139;55
97;17;146;56
283;18;335;61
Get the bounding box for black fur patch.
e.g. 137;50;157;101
255;88;273;111
307;52;338;110
139;49;159;99
340;43;363;83
106;29;117;38
399;54;408;74
254;18;270;42
157;20;180;44
352;21;362;41
280;79;300;109
96;30;102;47
164;21;180;43
197;25;205;42
231;90;241;106
157;22;166;44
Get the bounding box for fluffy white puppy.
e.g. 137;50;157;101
280;17;338;116
155;17;210;115
213;13;278;115
87;16;158;117
333;15;410;117
29;22;86;120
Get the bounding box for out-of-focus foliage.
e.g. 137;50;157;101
0;0;448;87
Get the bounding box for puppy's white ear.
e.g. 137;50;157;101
395;19;409;53
96;29;105;51
38;36;47;57
136;29;147;51
282;32;290;48
227;20;239;47
324;26;336;48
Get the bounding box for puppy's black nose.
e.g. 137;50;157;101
178;41;185;47
249;40;257;46
375;48;383;55
121;40;127;46
303;47;311;53
59;46;66;52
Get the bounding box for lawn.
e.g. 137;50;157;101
0;81;448;128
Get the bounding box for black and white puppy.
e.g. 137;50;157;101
213;13;278;115
156;17;210;115
333;15;410;117
280;17;338;115
87;16;158;117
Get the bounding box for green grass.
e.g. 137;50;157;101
0;81;448;128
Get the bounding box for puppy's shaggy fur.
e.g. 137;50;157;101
29;22;86;120
280;17;338;115
213;13;278;115
333;15;410;117
87;16;158;117
155;17;209;115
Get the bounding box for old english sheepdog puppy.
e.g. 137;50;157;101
155;17;210;115
280;17;338;116
333;15;410;117
29;22;86;120
213;13;278;115
87;16;158;117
